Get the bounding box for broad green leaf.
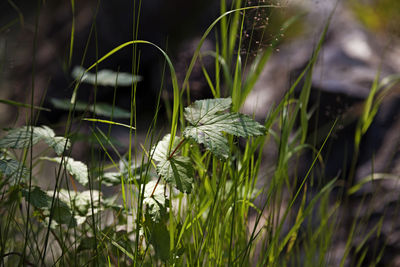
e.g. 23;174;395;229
46;136;70;156
151;134;194;193
183;98;266;159
53;189;102;225
51;98;86;111
158;156;194;193
148;221;170;262
72;66;142;87
51;98;131;119
49;202;74;226
142;181;170;261
184;97;232;125
100;171;150;186
0;126;70;155
152;134;181;162
120;162;152;178
35;126;70;155
72;190;101;215
100;172;122;186
41;157;88;186
0;127;41;149
22;186;50;209
22;186;76;226
142;180;167;222
90;103;131;119
0;158;29;183
184;125;229;159
56;189;101;215
99;162;152;186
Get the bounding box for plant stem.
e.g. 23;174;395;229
168;138;186;160
150;175;162;198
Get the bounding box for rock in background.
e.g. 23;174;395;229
242;1;400;265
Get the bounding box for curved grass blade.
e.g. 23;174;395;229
0;99;50;112
83;118;136;130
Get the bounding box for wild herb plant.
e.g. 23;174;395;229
1;1;398;266
0;97;266;265
0;2;334;266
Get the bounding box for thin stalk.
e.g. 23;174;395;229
22;1;40;264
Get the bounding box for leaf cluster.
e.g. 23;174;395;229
0;126;70;155
151;97;265;196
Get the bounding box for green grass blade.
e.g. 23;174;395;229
0;99;51;112
83;118;136;130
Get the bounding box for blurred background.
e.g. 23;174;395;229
1;0;400;265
